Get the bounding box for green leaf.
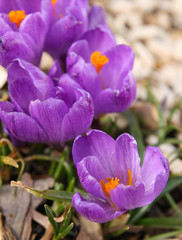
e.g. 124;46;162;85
54;149;67;181
137;217;182;229
124;110;145;163
59;208;72;233
44;204;59;236
11;181;74;202
57;223;74;239
145;230;182;240
66;177;75;192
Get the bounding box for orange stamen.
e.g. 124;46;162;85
100;177;119;198
8;10;26;27
91;51;109;73
127;169;132;185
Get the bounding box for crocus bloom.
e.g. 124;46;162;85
72;130;169;223
45;0;88;60
0;59;94;145
67;26;136;117
0;0;52;67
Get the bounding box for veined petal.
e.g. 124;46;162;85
72;129;116;175
9;77;43;114
0;32;39;67
0;14;15;34
140;146;169;204
67;40;90;65
29;98;69;144
61;90;94;144
88;6;106;29
0;101;15;112
8;59;54;96
72;193;125;223
76;156;110;199
114;133;141;186
0;110;48;142
94;73;136;117
45;8;87;58
81;26;116;54
110;182;145;210
19;12;46;49
100;44;135;89
68;57;101;99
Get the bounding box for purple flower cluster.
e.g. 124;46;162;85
0;0;169;223
0;0;136;142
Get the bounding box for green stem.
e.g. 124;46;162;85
165;193;181;216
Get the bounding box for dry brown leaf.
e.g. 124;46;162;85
0;173;54;240
0;212;17;240
77;215;104;240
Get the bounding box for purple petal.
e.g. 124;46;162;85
0;101;15;112
0;14;15;34
113;133;141;186
72;129;116;175
76;156;110;199
81;26;116;54
110;182;145;210
9;77;43;114
19;12;46;49
29;98;69;144
94;73;136;117
0;110;48;142
14;0;41;14
72;193;125;223
68;57;101;99
61;90;94;144
67;40;90;64
49;59;62;82
100;44;135;89
0;32;39;67
45;5;87;58
88;6;106;29
0;1;14;13
140;147;169;204
8;59;54;96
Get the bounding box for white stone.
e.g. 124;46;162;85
0;65;7;89
159;143;177;161
170;159;182;174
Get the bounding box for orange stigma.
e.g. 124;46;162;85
127;169;132;185
91;51;109;73
8;10;27;27
100;177;119;198
51;0;57;5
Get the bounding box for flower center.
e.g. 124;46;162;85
8;10;27;27
100;170;132;198
100;177;119;198
90;51;109;73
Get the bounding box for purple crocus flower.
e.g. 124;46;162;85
0;0;52;67
67;26;136;117
0;59;94;145
45;0;88;60
72;129;169;223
